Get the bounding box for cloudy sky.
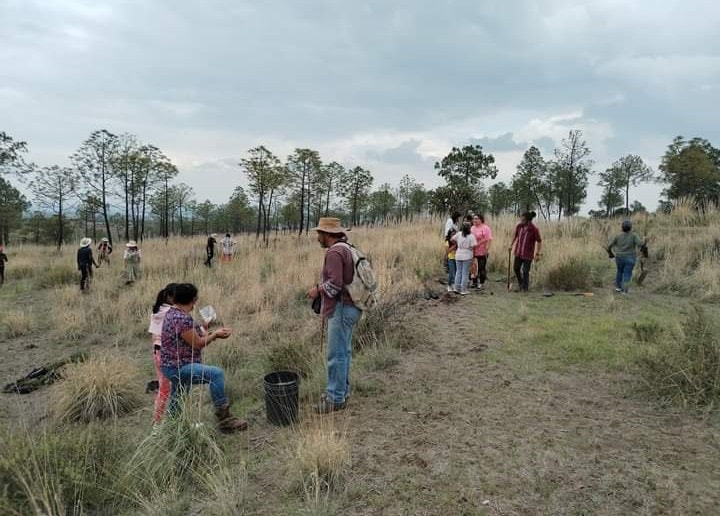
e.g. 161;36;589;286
3;0;719;211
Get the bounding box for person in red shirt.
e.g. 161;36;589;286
509;211;542;291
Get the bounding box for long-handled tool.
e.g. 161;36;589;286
506;248;512;291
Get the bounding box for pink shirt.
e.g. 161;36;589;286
471;224;492;256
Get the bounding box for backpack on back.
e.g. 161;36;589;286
336;242;378;311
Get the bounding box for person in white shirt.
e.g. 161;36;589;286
220;233;235;263
123;240;142;284
443;211;461;238
451;223;477;295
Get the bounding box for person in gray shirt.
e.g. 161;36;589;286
607;220;643;294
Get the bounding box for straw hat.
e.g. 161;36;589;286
80;237;92;248
312;218;347;234
210;233;218;239
126;240;138;248
101;237;109;242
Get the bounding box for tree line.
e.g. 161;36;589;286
1;128;719;247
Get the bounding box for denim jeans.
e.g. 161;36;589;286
326;302;361;404
615;255;636;291
161;362;228;415
454;259;471;293
447;259;457;287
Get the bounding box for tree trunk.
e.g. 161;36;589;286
298;171;305;236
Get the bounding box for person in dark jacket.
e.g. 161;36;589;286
204;234;217;267
0;245;7;286
77;237;99;292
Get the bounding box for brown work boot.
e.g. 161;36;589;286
214;404;248;433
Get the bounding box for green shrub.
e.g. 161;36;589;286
636;306;720;410
266;337;317;378
632;320;664;343
546;258;592;291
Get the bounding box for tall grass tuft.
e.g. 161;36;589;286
636;306;720;411
2;309;32;337
52;355;144;423
545;257;592;291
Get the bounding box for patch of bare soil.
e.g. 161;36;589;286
342;297;720;515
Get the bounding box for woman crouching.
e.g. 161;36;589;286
160;282;247;433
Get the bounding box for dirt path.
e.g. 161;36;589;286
344;294;720;515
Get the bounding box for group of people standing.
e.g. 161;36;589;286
205;233;236;267
444;210;542;294
76;238;142;291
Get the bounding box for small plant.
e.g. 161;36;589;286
632;320;664;343
52;355;144;423
546;258;591;291
636;306;720;410
266;338;316;378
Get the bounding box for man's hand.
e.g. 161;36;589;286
535;252;542;262
306;285;320;300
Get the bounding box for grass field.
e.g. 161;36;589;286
1;210;719;515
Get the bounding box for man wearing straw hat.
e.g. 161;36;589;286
307;217;360;414
77;237;99;292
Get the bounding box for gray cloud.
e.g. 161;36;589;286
2;0;719;212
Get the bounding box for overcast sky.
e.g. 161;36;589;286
3;0;719;212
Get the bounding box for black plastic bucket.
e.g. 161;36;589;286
264;371;300;426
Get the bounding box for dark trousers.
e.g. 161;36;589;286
472;255;488;286
513;257;533;291
204;251;214;267
80;266;91;290
0;266;4;285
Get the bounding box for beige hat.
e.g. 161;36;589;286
126;240;138;248
312;217;347;234
80;237;92;247
101;237;109;242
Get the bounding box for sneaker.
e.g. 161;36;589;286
446;286;453;292
460;291;469;296
452;289;460;294
614;287;622;293
315;397;347;414
477;284;485;290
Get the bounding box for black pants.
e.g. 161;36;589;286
204;251;214;267
472;255;488;286
0;266;4;285
80;266;91;290
513;257;533;291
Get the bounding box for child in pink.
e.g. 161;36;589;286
470;213;493;289
148;283;177;424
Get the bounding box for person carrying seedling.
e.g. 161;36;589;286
77;237;100;292
307;217;368;414
509;211;542;292
607;219;643;294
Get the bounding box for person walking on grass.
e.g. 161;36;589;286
123;241;142;284
509;211;542;292
77;238;99;292
445;228;458;292
160;282;248;433
220;233;235;263
608;219;643;294
204;234;217;267
97;238;112;265
306;217;360;414
0;245;7;286
451;223;477;296
148;283;177;427
470;213;492;290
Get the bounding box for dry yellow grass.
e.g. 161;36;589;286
2;309;33;337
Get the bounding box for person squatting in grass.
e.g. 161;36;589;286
77;237;99;292
0;245;7;286
470;213;493;290
451;222;477;295
445;228;458;292
509;211;543;292
160;282;248;433
123;241;142;284
148;283;177;426
306;217;361;414
608;219;643;294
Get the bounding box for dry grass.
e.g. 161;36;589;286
2;309;32;337
51;355;144;423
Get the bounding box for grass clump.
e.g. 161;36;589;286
2;309;32;337
35;264;77;289
52;355;144;423
636;306;720;411
266;337;317;378
545;257;592;291
632;320;665;343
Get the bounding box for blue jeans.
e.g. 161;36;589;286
161;363;228;414
454;259;471;293
447;259;456;287
326;303;361;404
615;255;636;291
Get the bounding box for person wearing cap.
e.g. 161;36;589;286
77;238;99;292
306;217;360;414
607;220;643;294
97;237;113;265
123;240;142;284
0;245;8;286
204;234;217;267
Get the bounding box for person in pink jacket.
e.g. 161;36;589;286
148;283;177;425
470;213;493;290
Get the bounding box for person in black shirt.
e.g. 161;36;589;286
0;245;7;286
77;237;99;292
204;234;217;267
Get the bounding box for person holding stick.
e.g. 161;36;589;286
508;211;542;292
